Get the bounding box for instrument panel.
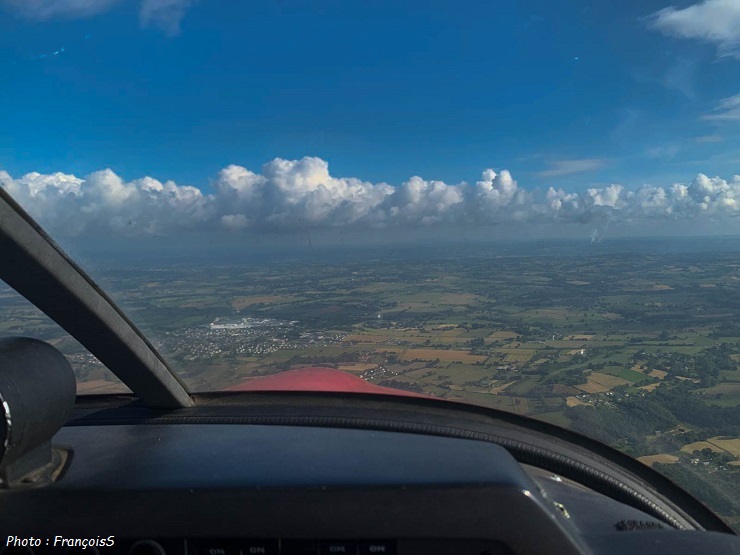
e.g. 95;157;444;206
2;538;513;555
5;421;740;555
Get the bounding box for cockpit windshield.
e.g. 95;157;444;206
1;0;739;532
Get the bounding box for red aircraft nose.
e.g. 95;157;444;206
226;366;428;399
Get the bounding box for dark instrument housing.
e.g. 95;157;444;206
0;336;75;486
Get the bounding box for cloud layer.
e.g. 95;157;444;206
2;157;740;237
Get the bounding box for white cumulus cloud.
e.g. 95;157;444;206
2;157;740;237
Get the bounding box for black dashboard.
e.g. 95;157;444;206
3;424;574;554
3;402;740;555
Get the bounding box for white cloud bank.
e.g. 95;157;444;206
649;0;740;58
2;157;740;237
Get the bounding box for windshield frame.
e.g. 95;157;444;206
0;187;191;408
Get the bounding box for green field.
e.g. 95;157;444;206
697;383;740;407
600;366;654;383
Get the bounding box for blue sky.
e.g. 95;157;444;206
2;0;740;238
2;0;739;186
